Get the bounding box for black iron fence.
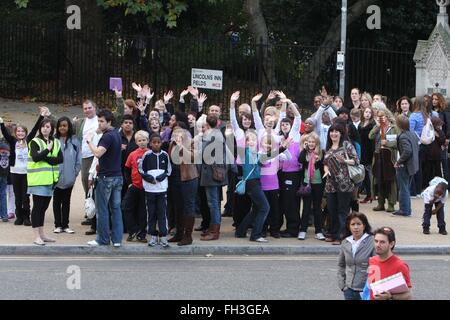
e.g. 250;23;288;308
0;23;416;115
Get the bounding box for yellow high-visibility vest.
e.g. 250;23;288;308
27;137;61;187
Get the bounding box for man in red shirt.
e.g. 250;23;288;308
368;227;412;300
123;130;150;242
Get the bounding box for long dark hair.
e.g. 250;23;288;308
326;123;346;150
239;112;255;131
37;118;55;140
342;212;372;239
55;116;74;139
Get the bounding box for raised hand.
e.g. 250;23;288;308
164;90;174;104
198;93;208;106
132;82;142;93
274;90;287;100
188;86;199;98
113;88;122;98
230;91;240;103
39;106;49;117
266;90;276;101
136;100;146;114
180;88;189;99
252;93;263;102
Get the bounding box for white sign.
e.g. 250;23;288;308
337;51;345;71
191;68;223;90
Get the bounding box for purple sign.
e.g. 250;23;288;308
109;77;122;91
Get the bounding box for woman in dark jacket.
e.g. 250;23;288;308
432;93;450;189
358;107;376;203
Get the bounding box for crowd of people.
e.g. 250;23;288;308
0;85;449;250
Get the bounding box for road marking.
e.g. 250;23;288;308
0;255;448;262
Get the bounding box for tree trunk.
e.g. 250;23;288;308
298;0;379;99
243;0;276;89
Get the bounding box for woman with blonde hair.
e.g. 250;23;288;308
361;92;373;109
298;132;325;240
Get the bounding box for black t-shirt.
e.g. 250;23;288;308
98;128;122;177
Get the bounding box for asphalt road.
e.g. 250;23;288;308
0;255;449;300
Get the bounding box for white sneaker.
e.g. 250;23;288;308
298;231;306;240
160;236;169;247
113;243;121;247
87;240;99;246
315;232;326;240
63;228;75;234
254;237;268;243
148;236;158;247
53;227;63;234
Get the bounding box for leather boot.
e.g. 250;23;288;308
200;224;220;241
372;198;385;211
178;216;195;246
168;215;184;242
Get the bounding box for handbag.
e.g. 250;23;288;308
420;117;435;145
211;164;226;183
344;142;365;184
85;187;96;219
235;165;256;195
297;183;311;196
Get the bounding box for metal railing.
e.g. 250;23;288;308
0;23;416;115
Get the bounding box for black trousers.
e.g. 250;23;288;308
10;173;30;220
224;170;237;215
263;189;281;234
233;166;252;227
300;184;324;233
31;195;51;228
53;186;74;229
168;179;183;230
422;202;446;229
123;185;147;236
279;171;301;235
327;191;352;240
423;160;442;188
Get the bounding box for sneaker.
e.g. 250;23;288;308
148;236;158;247
8;213;15;219
160;236;169;247
63;228;75;234
136;234;147;243
81;219;92;226
315;233;326;240
439;229;448;235
423;228;430;235
253;237;268;243
33;238;45;246
87;240;99;246
2;218;9;222
113;243;121;247
53;227;63;234
280;231;296;238
298;231;306;240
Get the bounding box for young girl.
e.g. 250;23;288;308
359;107;376;203
0;109;46;226
298;133;325;240
52;116;81;234
278;100;302;238
28;118;63;245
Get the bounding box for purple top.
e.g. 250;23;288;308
281;141;301;172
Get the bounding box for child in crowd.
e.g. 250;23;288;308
298;132;325;240
0;139;11;222
422;179;448;235
124;130;150;242
139;134;172;247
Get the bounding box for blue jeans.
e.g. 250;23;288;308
205;186;221;225
343;288;362;300
95;176;124;245
396;167;412;216
0;177;7;219
236;179;270;240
